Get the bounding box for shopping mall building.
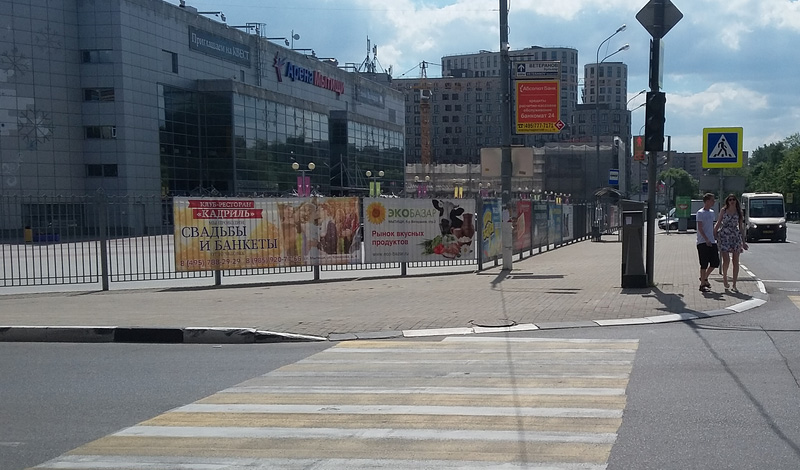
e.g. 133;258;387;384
0;0;404;234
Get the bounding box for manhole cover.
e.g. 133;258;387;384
470;319;517;328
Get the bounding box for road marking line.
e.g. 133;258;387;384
114;425;619;444
174;403;624;419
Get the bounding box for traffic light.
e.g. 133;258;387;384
633;135;645;161
644;91;666;152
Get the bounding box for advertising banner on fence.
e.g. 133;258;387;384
562;204;574;242
513;200;532;251
481;198;503;260
364;198;475;263
549;204;563;246
533;202;549;248
363;198;476;263
173;197;361;271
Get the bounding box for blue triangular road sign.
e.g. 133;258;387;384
708;133;738;162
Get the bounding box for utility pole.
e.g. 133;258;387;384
499;0;513;270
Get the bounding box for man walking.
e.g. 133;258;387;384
696;193;719;292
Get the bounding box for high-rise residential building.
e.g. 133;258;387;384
573;61;631;143
392;75;501;165
394;47;637;199
392;46;579;167
571;61;632;195
441;46;580;144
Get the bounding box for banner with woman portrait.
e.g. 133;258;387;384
173;197;361;271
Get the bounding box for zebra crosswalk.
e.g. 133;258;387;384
33;337;638;469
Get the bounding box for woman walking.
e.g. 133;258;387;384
714;194;748;290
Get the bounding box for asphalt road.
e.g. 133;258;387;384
0;342;332;470
4;225;799;469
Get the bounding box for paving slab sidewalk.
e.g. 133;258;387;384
0;231;766;343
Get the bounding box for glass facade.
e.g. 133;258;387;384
346;121;404;194
159;86;403;197
233;95;330;196
159;85;204;195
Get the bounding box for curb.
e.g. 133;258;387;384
0;326;327;344
0;293;768;344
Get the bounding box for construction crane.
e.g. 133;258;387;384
412;61;432;166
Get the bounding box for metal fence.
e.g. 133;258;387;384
1;194;598;289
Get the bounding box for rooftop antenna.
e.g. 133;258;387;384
358;36;391;76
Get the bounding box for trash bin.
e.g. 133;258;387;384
24;226;33;243
621;209;647;288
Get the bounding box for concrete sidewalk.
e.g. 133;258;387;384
0;231;767;343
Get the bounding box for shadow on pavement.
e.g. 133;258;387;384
638;286;694;314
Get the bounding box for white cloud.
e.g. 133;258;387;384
171;0;800;152
669;83;769;116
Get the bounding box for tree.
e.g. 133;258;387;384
658;167;699;207
747;133;800;193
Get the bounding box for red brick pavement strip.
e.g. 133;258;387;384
0;230;765;342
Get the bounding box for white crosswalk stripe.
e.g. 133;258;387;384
33;337;638;469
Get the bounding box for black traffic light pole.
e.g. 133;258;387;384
636;0;682;284
644;2;665;286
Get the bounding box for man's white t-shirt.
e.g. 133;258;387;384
696;208;716;245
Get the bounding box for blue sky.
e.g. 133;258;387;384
171;0;800;154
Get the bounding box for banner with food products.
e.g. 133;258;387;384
481;198;503;260
173;197;361;271
363;198;476;263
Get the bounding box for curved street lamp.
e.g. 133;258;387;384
627;88;647;107
593;24;629;201
629;102;646;112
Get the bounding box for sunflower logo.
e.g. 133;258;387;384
366;202;386;224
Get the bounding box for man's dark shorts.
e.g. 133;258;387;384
697;243;720;269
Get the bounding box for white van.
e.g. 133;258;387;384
740;192;786;242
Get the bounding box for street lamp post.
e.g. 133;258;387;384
366;170;384;197
292;161;315;197
593;24;629;201
416;175;431;198
627;89;647;108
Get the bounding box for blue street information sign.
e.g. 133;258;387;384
703;127;743;168
608;169;619;186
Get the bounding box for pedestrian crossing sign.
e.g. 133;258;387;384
703;127;743;168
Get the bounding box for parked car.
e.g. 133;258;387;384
659;213;697;231
657;208;675;229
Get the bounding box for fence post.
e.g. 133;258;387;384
97;190;110;291
476;196;483;271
